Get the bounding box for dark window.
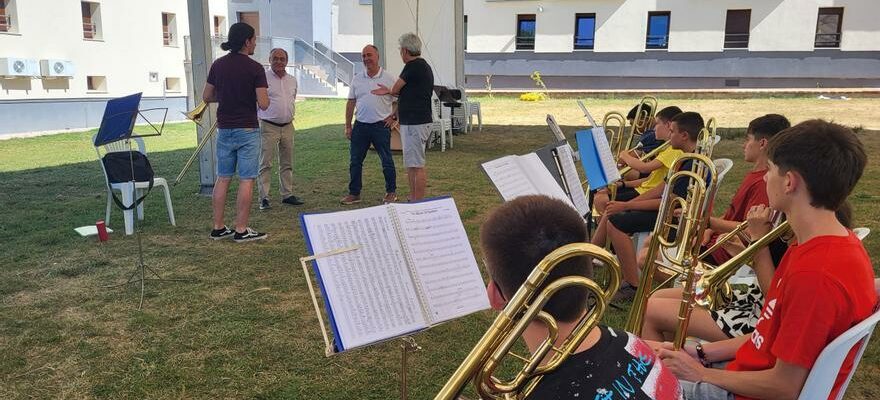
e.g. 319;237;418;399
574;13;596;50
516;14;536;50
815;7;843;48
724;10;750;49
464;15;468;51
646;12;670;49
81;2;95;39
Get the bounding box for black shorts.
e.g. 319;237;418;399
613;186;640;202
608;210;659;234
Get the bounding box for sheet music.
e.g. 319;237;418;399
393;198;489;325
303;207;426;350
546;114;566;142
519;153;579;210
482;154;577;211
591;127;622;183
556;145;590;216
577;100;598;128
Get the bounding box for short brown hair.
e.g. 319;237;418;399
655;106;683;122
671;111;705;142
480;195;590;322
767;119;866;210
748;114;790;141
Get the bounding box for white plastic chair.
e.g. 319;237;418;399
797;307;880;400
854;227;870;241
93;134;175;235
459;88;482;132
429;95;453;152
713;158;734;187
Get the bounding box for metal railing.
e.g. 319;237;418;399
724;33;749;49
646;34;669;49
815;33;841;48
573;36;594;49
163;31;174;46
0;14;10;32
515;36;535;50
315;41;354;85
83;22;97;39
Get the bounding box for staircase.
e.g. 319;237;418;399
295;65;337;97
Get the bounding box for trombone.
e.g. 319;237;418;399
435;243;621;400
625;153;719;350
174;102;217;186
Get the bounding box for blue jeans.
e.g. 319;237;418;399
216;128;261;179
349;121;396;195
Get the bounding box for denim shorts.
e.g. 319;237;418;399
216;128;261;179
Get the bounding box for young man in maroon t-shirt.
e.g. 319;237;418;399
658;120;875;400
203;22;270;242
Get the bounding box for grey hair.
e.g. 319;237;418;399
398;32;422;56
269;48;289;59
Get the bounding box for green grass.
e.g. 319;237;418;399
0;96;878;399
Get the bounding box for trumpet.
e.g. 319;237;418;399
435;243;621;400
625;154;719;350
174;102;218;186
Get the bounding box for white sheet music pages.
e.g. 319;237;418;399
555;145;590;216
394;198;489;324
546;114;567;142
482;153;577;211
591;127;622;183
301;197;488;352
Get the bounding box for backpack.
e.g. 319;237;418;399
102;151;155;211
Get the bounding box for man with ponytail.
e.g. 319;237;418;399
203;22;270;242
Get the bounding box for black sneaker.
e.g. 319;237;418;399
259;198;271;210
282;195;304;206
210;226;235;240
611;283;638;303
234;227;267;243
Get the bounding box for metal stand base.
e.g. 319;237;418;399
399;336;421;400
198;184;214;197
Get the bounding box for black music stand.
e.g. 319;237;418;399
94;93;189;309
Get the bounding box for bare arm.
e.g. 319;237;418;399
619;153;664;174
345;99;356;140
389;78;406;96
256;87;269;111
202;83;217;103
708;217;742;233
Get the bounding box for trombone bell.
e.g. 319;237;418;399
182;101;208;125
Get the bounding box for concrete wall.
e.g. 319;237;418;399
381;0;458;87
334;0;373;53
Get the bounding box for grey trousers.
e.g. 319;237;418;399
258;121;295;201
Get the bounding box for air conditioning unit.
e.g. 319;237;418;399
0;58;39;77
40;59;76;78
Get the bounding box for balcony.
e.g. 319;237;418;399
163;31;174;46
0;14;10;32
646;34;668;49
515;36;535;51
724;33;749;49
83;22;96;39
815;32;841;48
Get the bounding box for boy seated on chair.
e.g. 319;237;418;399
481;195;684;400
593;106;684;214
639;114;792;342
657;120;876;400
590;112;706;301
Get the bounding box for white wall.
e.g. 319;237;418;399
0;0;228;101
382;0;457;86
334;0;373;53
462;0;880;53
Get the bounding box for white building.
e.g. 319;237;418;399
334;0;880;90
0;0;229;136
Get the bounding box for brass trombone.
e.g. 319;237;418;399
696;117;719;157
435;243;621;400
174;102;217;186
625;154;718;350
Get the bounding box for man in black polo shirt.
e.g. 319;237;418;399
372;32;434;201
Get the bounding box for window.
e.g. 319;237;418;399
815;8;843;48
0;0;18;33
574;13;596;50
724;10;750;49
87;75;107;92
516;14;536;50
463;15;468;51
165;77;181;92
646;11;670;49
237;12;260;37
162;13;178;46
213;15;226;37
81;1;102;40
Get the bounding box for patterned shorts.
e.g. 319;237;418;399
709;282;764;338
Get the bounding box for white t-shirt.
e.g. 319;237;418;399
258;69;297;124
348;67;396;124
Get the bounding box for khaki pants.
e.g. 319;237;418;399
258;121;295;201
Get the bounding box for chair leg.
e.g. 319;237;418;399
121;184;134;235
162;184;176;226
135;188;145;221
105;191;112;226
477;108;483;131
441;124;446;152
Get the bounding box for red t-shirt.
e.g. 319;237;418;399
206;52;269;129
706;169;769;264
726;231;877;400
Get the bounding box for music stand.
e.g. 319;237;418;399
95;93;190;309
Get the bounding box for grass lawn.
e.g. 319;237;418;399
1;95;878;399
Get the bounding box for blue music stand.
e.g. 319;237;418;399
94;93;188;310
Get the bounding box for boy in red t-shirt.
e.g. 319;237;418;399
658;120;876;400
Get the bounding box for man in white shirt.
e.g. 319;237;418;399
257;48;302;210
341;44;399;205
